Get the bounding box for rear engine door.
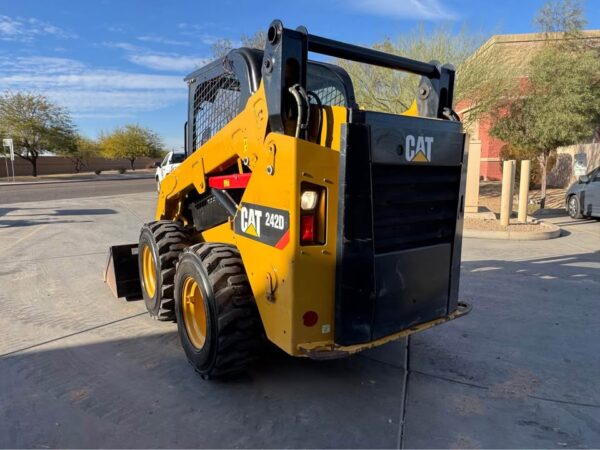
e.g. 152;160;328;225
335;111;467;345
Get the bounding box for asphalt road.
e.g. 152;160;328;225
0;193;598;448
0;177;155;204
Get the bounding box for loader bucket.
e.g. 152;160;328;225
103;244;142;300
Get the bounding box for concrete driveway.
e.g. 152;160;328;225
0;193;598;448
406;212;600;448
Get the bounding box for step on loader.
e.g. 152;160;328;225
105;20;471;379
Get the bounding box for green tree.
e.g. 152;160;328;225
58;134;100;173
336;26;515;124
490;0;600;207
211;38;233;58
211;30;267;58
535;0;586;36
240;30;267;50
0;92;76;176
99;124;164;170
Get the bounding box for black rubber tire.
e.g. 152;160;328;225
138;221;191;321
567;195;583;219
174;243;261;379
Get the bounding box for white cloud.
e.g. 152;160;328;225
195;33;221;46
0;56;182;89
107;25;125;33
0;17;19;35
1;72;183;90
102;40;209;72
0;56;85;74
0;56;187;115
43;89;187;112
137;35;190;46
175;23;224;45
128;54;209;72
348;0;457;20
0;15;75;41
177;22;216;31
102;41;142;52
72;112;136;119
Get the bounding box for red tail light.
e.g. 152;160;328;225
299;182;326;246
301;214;315;244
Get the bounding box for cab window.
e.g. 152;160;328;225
171;153;185;164
306;63;348;107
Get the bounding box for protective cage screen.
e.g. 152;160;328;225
192;74;241;151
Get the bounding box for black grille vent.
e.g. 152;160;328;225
371;164;460;254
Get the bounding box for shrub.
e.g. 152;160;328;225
94;169;102;175
500;144;556;189
117;168;126;174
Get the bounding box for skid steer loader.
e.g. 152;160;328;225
104;20;471;378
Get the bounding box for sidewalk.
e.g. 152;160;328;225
0;169;155;186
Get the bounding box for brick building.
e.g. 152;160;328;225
457;30;600;180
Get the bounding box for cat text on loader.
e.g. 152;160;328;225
104;20;471;379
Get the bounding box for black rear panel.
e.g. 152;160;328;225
335;111;466;345
371;164;461;254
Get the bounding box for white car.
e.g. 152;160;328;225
155;151;185;191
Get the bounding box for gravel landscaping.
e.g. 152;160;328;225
464;217;547;232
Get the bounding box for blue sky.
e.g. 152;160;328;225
1;0;599;150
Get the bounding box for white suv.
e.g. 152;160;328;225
155;151;185;192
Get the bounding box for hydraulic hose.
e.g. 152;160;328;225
288;84;310;139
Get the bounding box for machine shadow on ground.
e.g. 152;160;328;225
0;207;117;228
0;328;408;448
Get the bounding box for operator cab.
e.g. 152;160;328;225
183;48;356;155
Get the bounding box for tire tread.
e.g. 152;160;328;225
183;243;260;378
141;220;191;321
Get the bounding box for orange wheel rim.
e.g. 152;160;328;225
181;276;207;350
142;245;157;298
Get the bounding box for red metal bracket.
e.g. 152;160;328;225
208;173;252;189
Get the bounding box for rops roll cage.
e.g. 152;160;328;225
262;19;457;136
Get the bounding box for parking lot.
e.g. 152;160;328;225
1;183;599;448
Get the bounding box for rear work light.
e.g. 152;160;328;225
300;183;326;245
300;190;319;211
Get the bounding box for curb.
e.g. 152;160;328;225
0;175;154;187
463;221;561;241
